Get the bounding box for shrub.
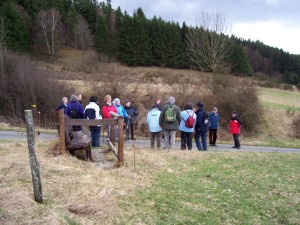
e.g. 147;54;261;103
293;114;300;139
0;51;73;127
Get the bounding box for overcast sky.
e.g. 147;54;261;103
110;0;300;55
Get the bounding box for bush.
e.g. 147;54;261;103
0;51;73;127
293;114;300;139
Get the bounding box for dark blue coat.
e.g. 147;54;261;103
56;102;67;114
195;108;208;133
209;112;220;129
66;101;84;119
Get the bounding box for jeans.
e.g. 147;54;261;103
150;131;161;148
195;131;208;150
233;134;240;148
209;128;218;145
90;126;101;147
164;130;176;149
181;131;193;150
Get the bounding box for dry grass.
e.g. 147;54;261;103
0;139;203;224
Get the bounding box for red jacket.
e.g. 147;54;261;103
102;104;117;119
230;119;241;134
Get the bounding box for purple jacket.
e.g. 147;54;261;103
66;101;84;119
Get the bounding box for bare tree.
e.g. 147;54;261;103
74;17;93;50
0;16;7;75
186;11;232;93
37;8;61;61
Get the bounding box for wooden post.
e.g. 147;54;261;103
117;116;124;166
110;124;115;146
25;110;43;203
58;109;66;154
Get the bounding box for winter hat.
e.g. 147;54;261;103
197;102;204;108
168;96;175;104
113;98;120;105
232;111;238;115
125;99;131;103
89;96;97;103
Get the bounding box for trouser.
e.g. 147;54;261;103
150;131;161;148
126;124;135;140
181;131;193;150
209;128;218;145
195;131;208;150
164;130;176;149
90;126;101;147
233;134;240;148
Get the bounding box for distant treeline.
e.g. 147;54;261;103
1;0;300;85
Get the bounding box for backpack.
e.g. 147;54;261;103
84;108;96;119
165;105;177;123
70;106;79;118
185;110;195;128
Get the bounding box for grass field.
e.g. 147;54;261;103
258;87;300;111
0;140;299;224
116;152;300;225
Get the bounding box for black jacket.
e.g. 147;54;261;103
124;105;138;125
195;108;208;132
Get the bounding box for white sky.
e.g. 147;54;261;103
110;0;300;55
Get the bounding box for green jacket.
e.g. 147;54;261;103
159;103;181;130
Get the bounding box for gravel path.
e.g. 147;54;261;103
1;130;299;154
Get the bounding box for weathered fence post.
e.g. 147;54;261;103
117;116;124;166
25;110;43;203
58;109;66;154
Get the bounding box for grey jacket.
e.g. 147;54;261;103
159;103;181;130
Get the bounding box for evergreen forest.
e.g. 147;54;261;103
1;0;300;85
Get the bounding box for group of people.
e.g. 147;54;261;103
146;96;242;150
56;94;242;150
56;93;138;147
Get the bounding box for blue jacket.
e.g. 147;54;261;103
66;101;84;119
147;108;162;132
115;104;128;118
209;112;220;129
195;108;208;133
179;110;197;132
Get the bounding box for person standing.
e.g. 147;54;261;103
102;95;118;139
147;106;162;149
76;93;83;105
179;103;197;150
159;96;181;149
230;111;242;149
209;107;220;147
55;97;68;113
124;100;139;140
84;96;102;147
194;102;209;151
65;94;84;131
113;98;128;140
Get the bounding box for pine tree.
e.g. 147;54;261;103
230;42;253;76
0;1;31;52
95;14;110;55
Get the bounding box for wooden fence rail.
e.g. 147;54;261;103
58;109;124;167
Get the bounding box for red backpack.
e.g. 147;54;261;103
185;110;195;128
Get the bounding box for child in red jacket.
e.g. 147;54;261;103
230;111;242;149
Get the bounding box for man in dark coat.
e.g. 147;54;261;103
124;100;139;140
194;102;209;151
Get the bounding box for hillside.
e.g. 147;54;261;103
39;49;300;148
1;0;300;85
